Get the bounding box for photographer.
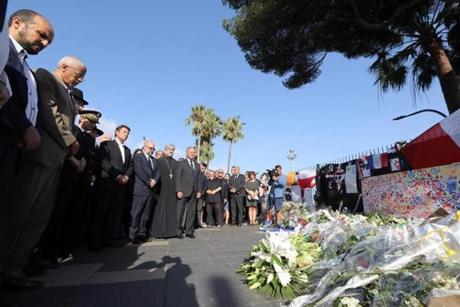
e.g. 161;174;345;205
267;165;286;227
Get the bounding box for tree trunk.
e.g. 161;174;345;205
226;141;233;175
425;39;460;114
197;134;201;162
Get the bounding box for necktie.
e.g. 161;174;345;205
189;159;194;170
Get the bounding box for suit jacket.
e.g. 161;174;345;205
99;139;133;191
175;158;200;197
132;150;158;196
229;174;246;197
0;41;32;158
20;68;77;169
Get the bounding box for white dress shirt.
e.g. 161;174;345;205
115;138;126;163
144;151;154;171
10;36;39;126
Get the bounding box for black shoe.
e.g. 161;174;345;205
103;240;124;248
88;245;102;252
2;276;44;292
185;234;195;239
130;238;142;245
40;259;59;269
23;263;47;277
176;234;184;239
138;235;148;243
237;224;242;227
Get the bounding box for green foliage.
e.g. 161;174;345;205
222;116;245;144
223;0;460;111
185;105;222;163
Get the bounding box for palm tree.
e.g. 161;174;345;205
185;105;207;158
186;106;223;163
222;116;245;174
198;109;222;163
200;139;215;166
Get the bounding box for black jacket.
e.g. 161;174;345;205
175;158;200;197
229;174;246;197
132;151;159;196
0;41;32;159
99;140;133;190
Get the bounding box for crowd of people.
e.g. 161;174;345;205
0;8;289;296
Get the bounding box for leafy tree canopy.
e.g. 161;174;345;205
223;0;460;113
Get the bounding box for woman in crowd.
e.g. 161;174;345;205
223;173;231;224
245;171;259;225
258;173;270;224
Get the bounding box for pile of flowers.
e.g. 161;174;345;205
277;202;311;229
239;207;460;306
291;211;460;306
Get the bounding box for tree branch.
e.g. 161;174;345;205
342;0;427;30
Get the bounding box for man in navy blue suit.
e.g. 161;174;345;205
129;140;158;243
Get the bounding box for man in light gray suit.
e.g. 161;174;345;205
175;146;202;239
1;56;86;291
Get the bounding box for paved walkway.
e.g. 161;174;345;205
10;226;282;307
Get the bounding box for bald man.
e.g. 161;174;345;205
129;140;158;243
1;55;85;290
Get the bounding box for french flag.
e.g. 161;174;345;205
297;168;316;189
366;153;389;169
402;109;460;169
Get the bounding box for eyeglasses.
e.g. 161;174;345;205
146;146;155;150
67;66;85;81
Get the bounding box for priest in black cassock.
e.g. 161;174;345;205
150;144;178;238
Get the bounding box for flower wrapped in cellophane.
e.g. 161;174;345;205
289;211;460;307
238;232;322;299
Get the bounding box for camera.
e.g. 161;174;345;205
266;168;275;178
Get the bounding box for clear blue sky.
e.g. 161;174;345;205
8;0;448;173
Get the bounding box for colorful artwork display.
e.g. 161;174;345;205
362;163;460;218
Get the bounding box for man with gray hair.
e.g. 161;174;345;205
129;140;158;244
0;54;84;291
175;146;202;239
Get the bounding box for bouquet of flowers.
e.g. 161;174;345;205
238;232;322;299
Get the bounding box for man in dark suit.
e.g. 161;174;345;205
0;54;85;291
130;140;158;244
0;10;55;291
175;146;201;238
0;10;53;209
0;10;54;166
229;166;246;226
89;125;133;250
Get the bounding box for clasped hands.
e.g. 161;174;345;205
116;174;129;185
176;191;201;199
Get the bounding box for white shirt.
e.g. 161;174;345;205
187;158;195;170
115;138;126;163
143;151;154;170
10;36;39;126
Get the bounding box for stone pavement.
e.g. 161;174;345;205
8;226;283;307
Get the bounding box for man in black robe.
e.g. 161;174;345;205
150;144;178;239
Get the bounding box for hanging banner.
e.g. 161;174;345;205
362;162;460;218
345;164;358;193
